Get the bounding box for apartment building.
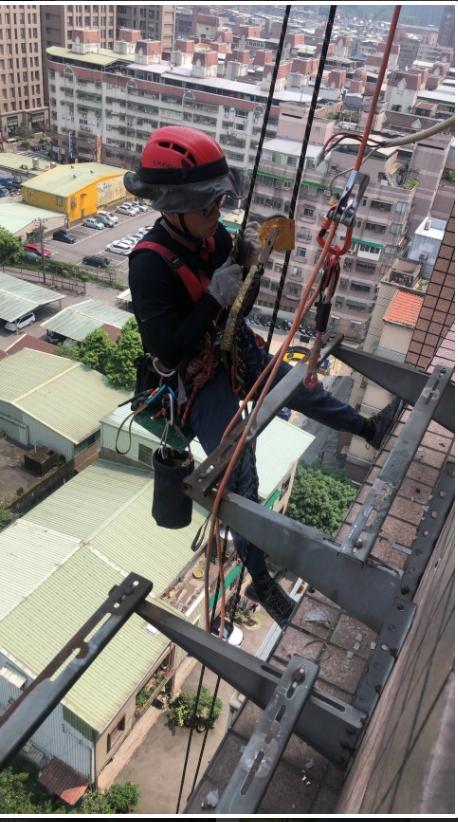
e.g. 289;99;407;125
46;31;320;170
0;5;48;139
252;110;414;343
116;6;176;51
40;5;116;104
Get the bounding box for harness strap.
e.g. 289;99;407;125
131;239;215;303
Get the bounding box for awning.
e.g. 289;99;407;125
209;565;242;608
38;758;89;806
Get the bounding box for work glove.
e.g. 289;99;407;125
207;256;243;308
235;221;262;268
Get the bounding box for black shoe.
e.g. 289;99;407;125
365;398;404;450
251;571;295;627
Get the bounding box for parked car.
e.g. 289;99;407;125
23;242;52;257
97;209;118;224
82;254;110;268
132;200;148;212
117;202;139;216
0;187;10;197
5;312;35;332
46;329;64;344
52;228;76;243
106;243;129;255
82;217;105;230
95;212;116;227
211;617;244;646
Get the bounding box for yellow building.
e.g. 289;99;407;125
21;162;129;223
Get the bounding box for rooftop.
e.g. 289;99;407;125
0;458;207;732
415;216;447;240
47;45;133;67
22;163;126;197
0;152;52;176
0;201;63;236
0;348;129;443
383;290;425;328
0;270;63;323
41;298;132;341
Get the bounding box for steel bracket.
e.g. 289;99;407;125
341;365;453;561
216;655;318;813
186;488;401;633
137;599;365;767
0;574;152;770
332;344;454;432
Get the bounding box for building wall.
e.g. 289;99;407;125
338;506;454;814
408;140;450;229
405;207;455;371
0;5;48;138
116;6;176;50
22;171;126;222
0;653;94;780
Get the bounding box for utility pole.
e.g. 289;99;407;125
33;218;47;284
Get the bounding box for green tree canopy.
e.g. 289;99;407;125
287;464;356;537
77;328;115;374
105;317;143;390
0;227;22;266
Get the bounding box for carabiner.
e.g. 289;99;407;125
317;210;354;257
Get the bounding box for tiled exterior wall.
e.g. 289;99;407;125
338;505;454;814
405;205;455;371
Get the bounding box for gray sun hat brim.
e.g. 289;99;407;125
123;168;240;213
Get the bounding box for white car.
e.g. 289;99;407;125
117;202;139;215
132;201;148;212
5;311;35;332
106;243;128;254
83;217;105;230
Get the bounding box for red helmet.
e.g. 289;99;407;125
124;126;239;212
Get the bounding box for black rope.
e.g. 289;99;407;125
265;5;337;353
240;5;291;234
175;532;227;814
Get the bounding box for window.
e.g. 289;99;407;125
395;201;407;214
350;282;371;293
107;716;126;752
370;199;391;212
303;206;315;218
296;247;307;259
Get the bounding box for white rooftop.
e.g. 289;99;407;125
415;216;447;240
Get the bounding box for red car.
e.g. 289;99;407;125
23;242;52;257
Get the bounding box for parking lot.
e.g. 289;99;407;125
42;204;162;286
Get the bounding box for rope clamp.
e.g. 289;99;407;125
331;170;370;227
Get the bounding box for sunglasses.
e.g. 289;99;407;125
201;194;227;217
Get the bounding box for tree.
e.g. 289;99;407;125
287;464;356;537
0;227;22;266
167;686;223;730
105;317;143;391
76;782;140;814
0;764;57;814
77;328;115;374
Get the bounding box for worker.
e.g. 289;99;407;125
124;126;401;627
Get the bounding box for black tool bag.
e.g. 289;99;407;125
152;448;195;529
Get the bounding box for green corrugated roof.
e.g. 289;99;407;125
0;520;81;620
42;299;131;341
25;460;204;595
0;349;129;442
23;162;126;197
0;270;63;322
0;348;74;401
47;45;133;67
0;545;170;732
0;201;62;237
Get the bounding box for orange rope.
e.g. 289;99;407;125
203;4;402;632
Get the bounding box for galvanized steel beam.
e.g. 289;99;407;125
216;656;318;814
341;365;453;561
0;574;152;769
333;344;454;432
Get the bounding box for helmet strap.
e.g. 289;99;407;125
161;213;200;244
